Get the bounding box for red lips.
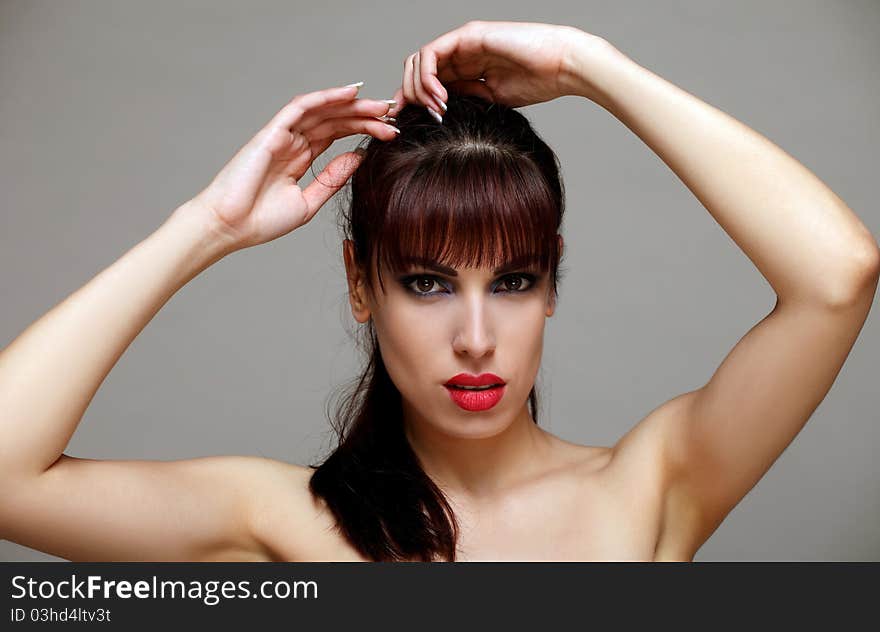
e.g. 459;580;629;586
444;373;506;387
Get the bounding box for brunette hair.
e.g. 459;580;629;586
308;92;566;561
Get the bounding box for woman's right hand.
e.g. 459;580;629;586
183;83;398;253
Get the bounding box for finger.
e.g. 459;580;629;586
285;116;394;182
417;45;449;107
296;98;392;130
306;116;399;143
412;52;441;122
282;139;340;193
256;94;389;175
300;151;366;225
285;135;334;182
285;113;395;182
269;83;363;132
413;50;431;110
418;23;484;91
412;51;442;119
402;54;417;105
387;86;406;117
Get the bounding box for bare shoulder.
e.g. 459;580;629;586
545;399;679;487
548;435;613;476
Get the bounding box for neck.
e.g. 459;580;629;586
402;398;555;500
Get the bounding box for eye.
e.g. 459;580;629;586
495;274;536;293
399;272;538;298
403;275;448;296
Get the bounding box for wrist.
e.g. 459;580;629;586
562;31;637;110
161;202;238;273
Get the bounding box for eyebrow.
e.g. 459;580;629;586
400;255;542;277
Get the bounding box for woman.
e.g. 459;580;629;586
0;21;876;562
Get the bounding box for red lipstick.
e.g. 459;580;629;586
444;373;506;412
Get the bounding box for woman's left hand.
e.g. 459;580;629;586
389;20;606;116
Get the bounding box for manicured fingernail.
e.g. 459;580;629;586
426;106;443;124
376;115;396;122
386;123;401;134
432;95;447;112
344;81;364;92
381;99;397;106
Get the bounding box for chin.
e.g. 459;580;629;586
432;411;516;440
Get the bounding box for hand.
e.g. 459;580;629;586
183;83;398;253
389;20;601;116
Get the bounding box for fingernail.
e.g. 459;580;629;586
381;99;397;106
426;106;443;124
432;95;447;112
386;123;401;134
376;115;396;122
344;81;364;92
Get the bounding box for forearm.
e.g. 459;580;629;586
568;36;880;306
0;205;231;477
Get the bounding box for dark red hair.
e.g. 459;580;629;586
309;93;566;561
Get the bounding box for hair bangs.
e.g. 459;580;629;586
371;148;561;293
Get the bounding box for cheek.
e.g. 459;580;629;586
373;300;441;384
500;303;547;365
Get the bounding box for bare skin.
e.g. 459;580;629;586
251;425;682;562
0;22;877;562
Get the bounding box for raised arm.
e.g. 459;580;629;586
565;36;879;554
0;208;272;561
0;83;398;560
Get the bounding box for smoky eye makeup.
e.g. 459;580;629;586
397;271;542;298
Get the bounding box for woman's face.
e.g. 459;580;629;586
343;237;561;440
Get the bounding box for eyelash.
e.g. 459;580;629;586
400;273;538;298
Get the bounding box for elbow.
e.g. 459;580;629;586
820;238;880;309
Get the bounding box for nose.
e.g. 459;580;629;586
451;293;496;358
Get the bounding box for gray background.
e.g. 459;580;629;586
1;0;877;561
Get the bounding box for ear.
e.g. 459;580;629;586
343;239;371;323
545;288;558;317
546;234;564;317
